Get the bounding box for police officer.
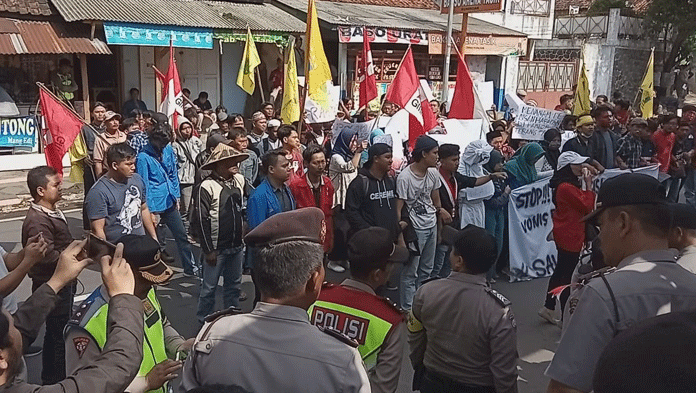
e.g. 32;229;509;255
545;173;696;393
181;207;370;392
309;226;408;393
667;203;696;274
1;240;145;392
65;235;190;393
408;224;518;393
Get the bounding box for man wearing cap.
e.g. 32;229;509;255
408;225;518;393
397;135;448;310
192;144;250;323
667;203;696;274
93;111;127;177
562;114;605;172
616;118;650;169
65;235;191;393
181;208;370;392
247;112;268;154
545;174;696;393
345;143;400;242
309;227;408;393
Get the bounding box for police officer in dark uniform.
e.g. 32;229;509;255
546;174;696;393
408;225;518;393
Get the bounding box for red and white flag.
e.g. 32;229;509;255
385;47;437;148
157;40;184;129
39;87;83;177
358;26;378;109
449;52;475;119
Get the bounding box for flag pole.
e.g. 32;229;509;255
256;68;266;102
369;44;412;132
36;82;109;144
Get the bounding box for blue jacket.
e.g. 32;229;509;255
247;178;295;229
136;143;180;213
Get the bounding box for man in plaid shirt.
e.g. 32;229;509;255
616;118;649;169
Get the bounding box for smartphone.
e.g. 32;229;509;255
86;234;117;260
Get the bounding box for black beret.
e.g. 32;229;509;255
117;235;173;284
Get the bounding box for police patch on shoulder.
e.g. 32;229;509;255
318;326;359;348
73;337;90;359
485;287;511;307
407;310;424;333
568;298;579;315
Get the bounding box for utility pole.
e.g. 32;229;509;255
441;0;454;104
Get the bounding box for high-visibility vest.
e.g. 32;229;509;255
308;283;403;369
77;287;168;393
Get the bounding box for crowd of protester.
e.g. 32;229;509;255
2;87;696;393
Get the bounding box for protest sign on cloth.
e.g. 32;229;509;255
506;92;565;140
429;119;483;153
508;175;557;282
590;164;659;191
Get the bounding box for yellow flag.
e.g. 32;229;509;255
68;132;87;184
281;39;300;124
237;27;261;96
305;0;332;110
640;49;654;119
573;60;591;116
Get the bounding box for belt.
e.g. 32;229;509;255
421;367;495;393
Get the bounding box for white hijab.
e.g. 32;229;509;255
458;139;493;178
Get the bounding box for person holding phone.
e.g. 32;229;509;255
65;235;191;393
1;239;146;393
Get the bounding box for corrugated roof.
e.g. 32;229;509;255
277;0;526;36
0;0;51;16
323;0;439;10
50;0;305;32
0;18;111;54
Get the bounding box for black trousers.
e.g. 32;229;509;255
419;368;495;393
32;279;74;385
544;248;580;313
82;162;97;231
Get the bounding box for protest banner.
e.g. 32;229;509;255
305;85;340;124
430;119;483;152
0;116;37;148
590;164;659;191
511;105;565;140
508;175;557;282
330;119;376;146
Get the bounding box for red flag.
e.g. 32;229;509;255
385;47;437;148
358;27;378;109
449;52;475;119
160;41;184;129
39;88;83;177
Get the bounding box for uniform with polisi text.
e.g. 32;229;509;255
309;280;405;393
408;273;518;393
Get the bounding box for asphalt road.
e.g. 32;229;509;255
2;209;561;393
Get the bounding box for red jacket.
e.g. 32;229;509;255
288;173;335;252
652;129;675;173
552;183;595;253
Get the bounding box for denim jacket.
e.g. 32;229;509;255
136;143;180;213
247;178;295;229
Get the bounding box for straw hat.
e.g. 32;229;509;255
201;143;249;170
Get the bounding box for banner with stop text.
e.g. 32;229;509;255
508;176;557;282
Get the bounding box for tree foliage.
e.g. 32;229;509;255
643;0;696;72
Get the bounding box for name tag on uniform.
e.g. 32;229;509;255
312;307;369;345
142;298;160;328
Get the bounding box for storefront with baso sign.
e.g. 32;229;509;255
340;24;527;112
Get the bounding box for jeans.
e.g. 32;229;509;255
685;169;696;207
400;226;437;310
158;205;199;275
32;280;74;384
196;246;244;323
179;184;193;226
432;244;451;278
485;206;506;281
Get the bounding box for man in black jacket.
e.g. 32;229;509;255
344;143;400;242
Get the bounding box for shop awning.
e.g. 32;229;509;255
0;18;111;55
51;0;306;33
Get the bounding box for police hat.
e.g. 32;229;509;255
593;311;696;393
117;234;173;284
348;227;409;268
582;173;667;223
244;207;326;248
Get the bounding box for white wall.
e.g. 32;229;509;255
220;42;248;114
474;0;556;40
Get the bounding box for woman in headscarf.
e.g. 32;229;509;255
504;142;545;189
539;151;597;325
536;128;562;178
457;140;494;228
483;149;510;283
328;126;365;272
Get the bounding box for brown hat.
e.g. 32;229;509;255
629;117;648;126
201;143;249;170
244;207;326;247
104;111;121;122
